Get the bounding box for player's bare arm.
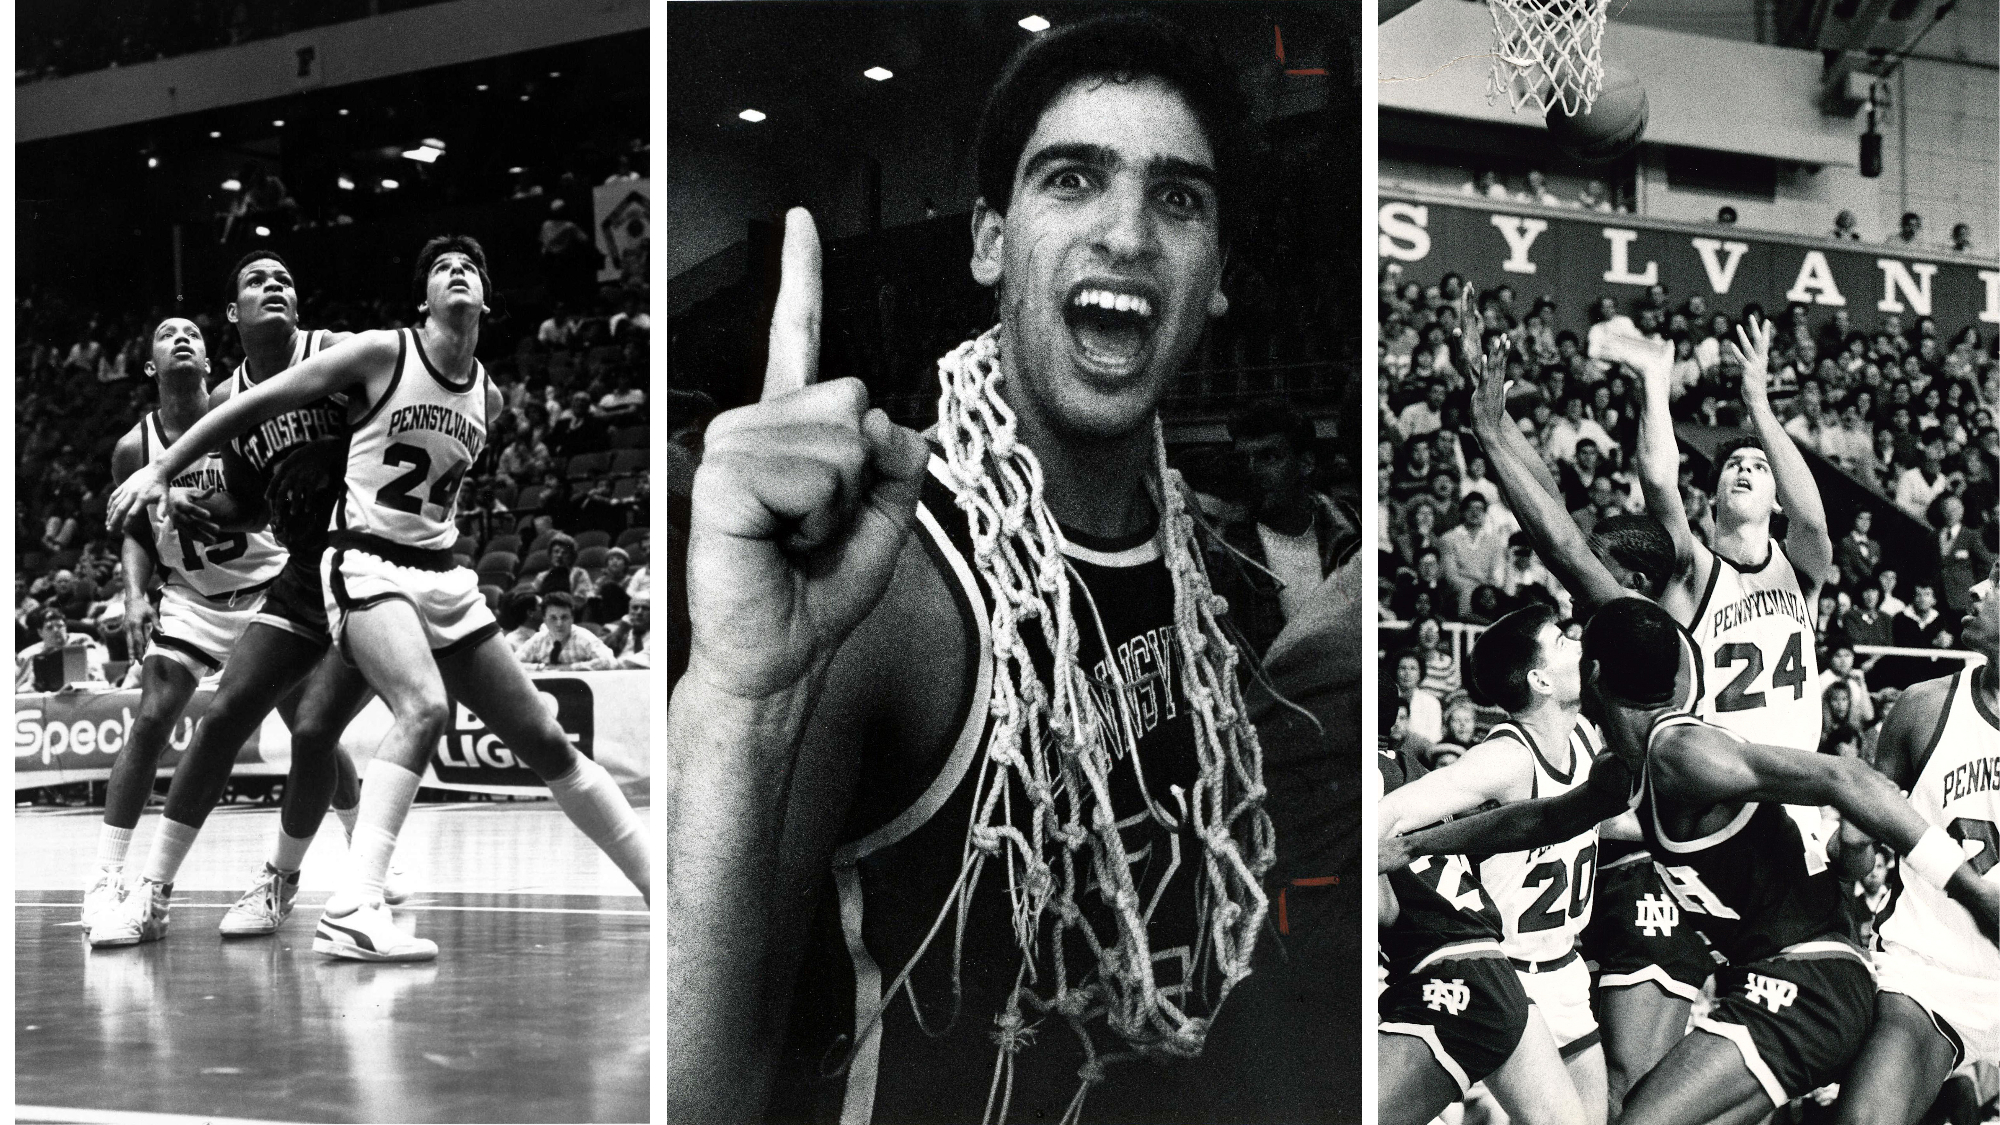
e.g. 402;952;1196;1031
667;209;931;1120
1651;725;1998;937
1467;342;1631;611
1462;324;1565;503
1835;675;1950;875
110;430;158;646
1612;325;1709;614
1378;737;1538;842
104;331;402;533
1381;757;1631;873
1727;318;1835;590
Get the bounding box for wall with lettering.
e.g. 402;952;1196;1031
1379;193;2000;333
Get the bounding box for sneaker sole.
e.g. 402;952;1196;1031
86;933;141;949
312;923;436;963
220;917;285;937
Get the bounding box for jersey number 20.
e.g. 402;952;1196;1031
1714;634;1807;712
1521;844;1597;932
377;443;468;519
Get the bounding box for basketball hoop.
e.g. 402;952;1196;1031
1487;0;1610;117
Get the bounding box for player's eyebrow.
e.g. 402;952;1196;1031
1019;143;1217;193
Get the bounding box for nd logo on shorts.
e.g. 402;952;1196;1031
432;678;595;787
1742;973;1799;1013
1635;893;1680;937
1422;978;1472;1016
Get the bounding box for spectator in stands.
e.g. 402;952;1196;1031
1556;438;1610;512
1895;582;1951;650
550;391;605;458
608;292;650;339
1577;179;1612;212
1411;616;1460;698
1392;547;1447;622
603;152;642;185
1571;475;1626;539
1716;206;1738;225
1463;168;1507;200
587;546;635;626
1784;377;1833;453
1818;639;1876;728
514;592;616;672
1934;495;1992;614
498;428;552;484
45;568;97;631
1889;211;1924;248
593;370;646;422
1393;650;1443;745
1585;296;1636;369
498;590;542;654
1835;509;1882;594
538;302;577;349
534;532;596;603
16;606;107;692
1843;583;1893;653
1831;210;1862;241
1893;434;1952;521
1521;169;1562;208
1876;567;1907;617
1438;492;1506;617
604;591;651;669
1950;222;1974;254
540;199;600;306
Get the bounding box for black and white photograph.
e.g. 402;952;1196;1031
14;1;654;1121
665;3;1364;1122
1374;2;1999;1125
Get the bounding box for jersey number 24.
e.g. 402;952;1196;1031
1714;634;1807;712
376;443;468;519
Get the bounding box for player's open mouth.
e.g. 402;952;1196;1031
1063;281;1159;377
261;297;289;310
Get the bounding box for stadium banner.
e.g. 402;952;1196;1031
1378;191;2000;330
15;670;651;802
592;178;650;285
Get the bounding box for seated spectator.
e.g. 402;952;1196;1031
1950;222;1974;254
497;429;552;484
549;392;606;458
1436;698;1483;760
1888;211;1923;247
1392;547;1447;620
1556;439;1609;511
1520;169;1562;208
1893;435;1950;521
1577;179;1613;212
1571;475;1625;539
535;533;596;602
608;292;651;339
1818;639;1876;728
1547;400;1616;468
1411;616;1461;698
1392;650;1443;745
603;591;652;669
16;606;108;691
1894;583;1951;650
1835;509;1882;593
537;302;578;349
1843;583;1894;654
589;547;635;625
1462;169;1508;200
498;590;542;654
593;371;647;422
1831;210;1861;241
1934;495;1992;615
1397;381;1446;437
1501;533;1571;618
513;592;616;671
1438;492;1506;617
1463;584;1506;626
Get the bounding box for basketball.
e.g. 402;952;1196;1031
1545;66;1648;163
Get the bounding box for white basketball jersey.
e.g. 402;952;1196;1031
1689;543;1822;751
1479;717;1604;963
138;412;286;597
336;329;487;551
1878;665;2000;983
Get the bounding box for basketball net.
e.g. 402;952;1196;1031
918;325;1276;1124
1487;0;1609;116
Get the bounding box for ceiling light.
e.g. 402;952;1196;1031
864;66;893;81
338;108;349;115
146;157;159;169
337;175;356;190
477;84;489;91
272;119;285;127
519;95;530;102
421;137;445;151
381;178;400;190
402;147;440;163
738;108;766;122
254;225;271;237
221;178;242;191
508;166;524;174
209;130;220;138
1018;14;1050;32
549;71;561;78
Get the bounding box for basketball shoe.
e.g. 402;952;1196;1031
89;877;171;948
220;864;301;936
313;894;437;962
80;869;125;940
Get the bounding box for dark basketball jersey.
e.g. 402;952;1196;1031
218;328;349;556
768;457;1241;1125
1379;747;1508;981
1634;714;1851;964
1595;610;1704;873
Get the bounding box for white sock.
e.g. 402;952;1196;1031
140;818;201;886
340;759;423;906
269;829;316;875
545;756;650;900
333;802;359;843
96;824;134;872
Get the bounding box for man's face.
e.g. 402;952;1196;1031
147;318;208;378
1590;478;1617;513
1830;648;1854;674
970;75;1223;439
1716;446;1776;521
1576;442;1600;472
1236;433;1309;512
1395;655;1421;690
229;257;297;334
52;570;74;595
544;606;574;641
1853;511;1871;536
38;618;65;647
1417;553;1440;582
1534;624;1583;706
1914;585;1937;613
1861;586;1880;610
1901;215;1921;239
1426;383;1446;410
1428;474;1455;504
631;601;650;629
1943;496;1964;526
1960;587;1998;661
424;251;486;321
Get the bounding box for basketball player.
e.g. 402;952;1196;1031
1465;327;1715;1113
1378;679;1588;1125
1378;604;1609;1124
1834;591;1999;1125
94;251;392;946
668;16;1331;1121
1383;598;1999;1125
105;236;650;961
85;316;288;948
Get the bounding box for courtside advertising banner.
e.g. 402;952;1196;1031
593;177;650;284
1379;191;2000;329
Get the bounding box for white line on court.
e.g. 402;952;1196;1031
16;900;647;917
15;1106;314;1125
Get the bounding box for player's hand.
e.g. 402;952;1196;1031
106;465;170;534
1727;315;1776;406
1466;335;1512;434
124;599;156;648
1378;834;1415;874
1945;865;2000;945
686;208;929;702
268;436;348;533
165;488;222;541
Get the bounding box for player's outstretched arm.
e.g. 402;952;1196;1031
1379;738;1535;842
1835;677;1945;877
104;331;400;534
1653;725;1998;940
1467;343;1631;611
1728;318;1835;589
1380;757;1630;873
1609;328;1709;603
667;210;930;1121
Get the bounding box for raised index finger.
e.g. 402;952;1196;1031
761;207;823;401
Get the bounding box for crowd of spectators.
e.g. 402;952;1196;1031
15;263;654;689
1379;261;1998;767
16;0;451;84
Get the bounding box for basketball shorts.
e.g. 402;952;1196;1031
1583;857;1715;1001
251;553;332;646
324;540;499;661
149;581;268;679
1874;942;2000;1068
1380;949;1531;1094
1692;940;1877;1107
1514;950;1600;1057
